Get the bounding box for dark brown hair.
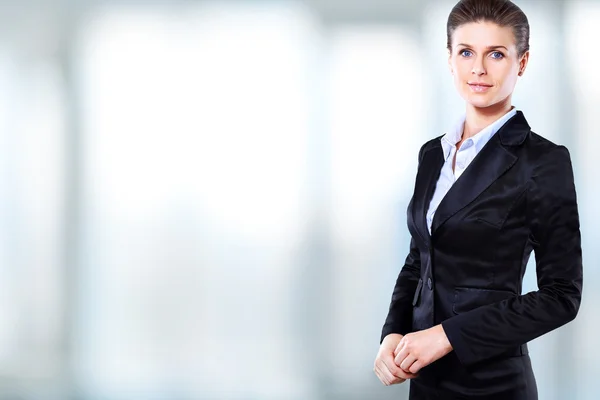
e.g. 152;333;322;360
447;0;530;57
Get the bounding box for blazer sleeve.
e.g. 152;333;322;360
441;145;583;366
380;237;421;342
380;144;427;343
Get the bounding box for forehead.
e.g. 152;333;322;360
452;21;516;48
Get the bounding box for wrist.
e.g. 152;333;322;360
437;324;453;354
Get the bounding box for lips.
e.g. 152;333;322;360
468;83;492;93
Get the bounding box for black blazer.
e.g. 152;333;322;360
380;111;583;399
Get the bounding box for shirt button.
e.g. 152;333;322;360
427;277;432;290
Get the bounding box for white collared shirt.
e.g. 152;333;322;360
426;107;517;234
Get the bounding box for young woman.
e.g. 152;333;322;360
373;0;583;399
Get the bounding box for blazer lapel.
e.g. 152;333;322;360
412;142;444;248
430;111;530;235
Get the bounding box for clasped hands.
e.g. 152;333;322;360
373;325;453;386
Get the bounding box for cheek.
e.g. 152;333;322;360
453;71;462;86
454;74;468;94
453;64;469;85
498;71;519;92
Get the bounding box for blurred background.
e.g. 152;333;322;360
0;0;598;398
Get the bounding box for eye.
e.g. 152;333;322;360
490;51;504;59
459;49;473;57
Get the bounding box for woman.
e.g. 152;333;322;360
373;0;583;399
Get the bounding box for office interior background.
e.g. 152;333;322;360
0;0;598;398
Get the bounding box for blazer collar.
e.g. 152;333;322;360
412;110;530;247
497;110;530;146
412;142;444;248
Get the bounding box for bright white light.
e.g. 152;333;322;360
78;3;319;399
329;26;424;243
328;24;424;385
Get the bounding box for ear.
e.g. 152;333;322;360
448;49;453;75
518;50;530;76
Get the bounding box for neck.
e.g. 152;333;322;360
463;97;513;139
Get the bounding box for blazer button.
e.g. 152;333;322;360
427;277;432;290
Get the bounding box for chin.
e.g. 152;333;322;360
468;100;495;109
463;94;498;109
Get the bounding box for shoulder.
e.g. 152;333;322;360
524;131;572;171
417;135;444;164
522;132;575;198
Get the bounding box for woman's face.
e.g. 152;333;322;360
448;21;529;109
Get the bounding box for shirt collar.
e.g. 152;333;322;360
440;107;517;160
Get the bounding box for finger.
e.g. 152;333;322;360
388;373;404;385
386;361;419;380
383;356;418;380
374;360;391;385
393;337;405;357
409;359;425;374
398;369;419;380
378;359;401;385
381;346;419;380
394;344;410;367
373;364;384;385
374;364;390;386
392;377;406;385
400;354;417;373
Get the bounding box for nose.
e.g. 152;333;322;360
471;55;486;75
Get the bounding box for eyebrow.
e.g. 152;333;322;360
457;43;509;51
